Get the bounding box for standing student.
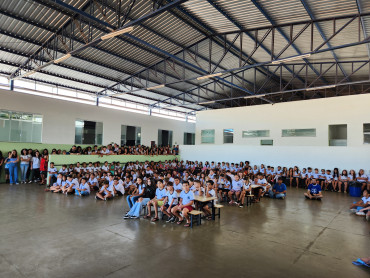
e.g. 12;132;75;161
4;152;11;183
20;149;31;184
39;154;48;185
8;150;19;185
29;151;41;183
304;178;323;200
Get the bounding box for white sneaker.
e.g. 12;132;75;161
356;212;365;216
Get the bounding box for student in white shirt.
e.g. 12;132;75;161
226;172;243;205
357;169;369;191
75;177;90;196
171;182;195;227
238;177;252;208
161;182;178;223
29;151;41;183
87;173;99;191
113;178;125;196
173;177;183;194
202;180;216;220
48;173;63;192
324;170;333;191
145;179;167;222
48;162;58;185
339;170;349;193
349;190;370;214
96;180;113;201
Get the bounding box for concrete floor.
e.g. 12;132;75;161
0;184;369;278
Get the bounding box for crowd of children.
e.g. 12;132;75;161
0;144;179;185
40;159;370;226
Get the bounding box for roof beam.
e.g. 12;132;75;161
299;0;350;80
356;0;370;58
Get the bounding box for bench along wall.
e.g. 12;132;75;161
0;89;195;146
181;94;370;172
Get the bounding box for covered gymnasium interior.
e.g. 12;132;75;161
0;0;369;277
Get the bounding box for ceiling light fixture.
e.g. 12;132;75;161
197;72;223;80
272;53;311;64
101;27;134;40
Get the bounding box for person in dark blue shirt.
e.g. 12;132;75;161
268;177;287;199
305;178;323;200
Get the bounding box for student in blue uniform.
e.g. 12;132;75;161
304;178;323;200
145;179;167;222
268;177;287;199
161;182;178;223
75;177;90;196
171;182;194;227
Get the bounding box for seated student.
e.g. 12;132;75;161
96;180;113;201
268;177;287;199
65;176;80;195
61;175;72;194
226;172;243;205
171;182;195;227
74;162;82;178
48;162;58;185
145;179;167;222
53;175;67;193
126;177;145;209
324;169;333;191
349;190;370;213
161;182;178;223
306;167;313;188
86;162;94;174
124;176;135;194
101;161;109;173
300;168;308;188
75;177;90;196
48;173;63;192
356;206;370;221
304;178;323;200
173;177;183;194
202;180;216;220
357;169;369;191
339;170;349;193
87;173;99;191
123;179;157;219
113;177;125;196
238;177;252;208
58;165;68;175
318;169;326;188
252;172;268;203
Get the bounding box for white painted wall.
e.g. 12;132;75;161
180;94;370;172
0;89;195;145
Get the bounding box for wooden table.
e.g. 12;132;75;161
194;196;217;220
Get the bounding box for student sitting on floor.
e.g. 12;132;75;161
113;177;125;196
65;176;80;195
349;190;370;213
53;175;67;193
48;173;63;192
96;180;113;201
88;173;99;191
238;177;252;208
226;172;243;205
171;181;195;227
161;182;178;223
202;180;216;220
145;179;167;222
75;177;90;196
268;177;287;199
304;178;323;200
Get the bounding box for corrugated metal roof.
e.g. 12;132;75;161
0;0;368;111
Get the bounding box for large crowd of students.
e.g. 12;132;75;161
0;144;179;184
11;158;368;226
